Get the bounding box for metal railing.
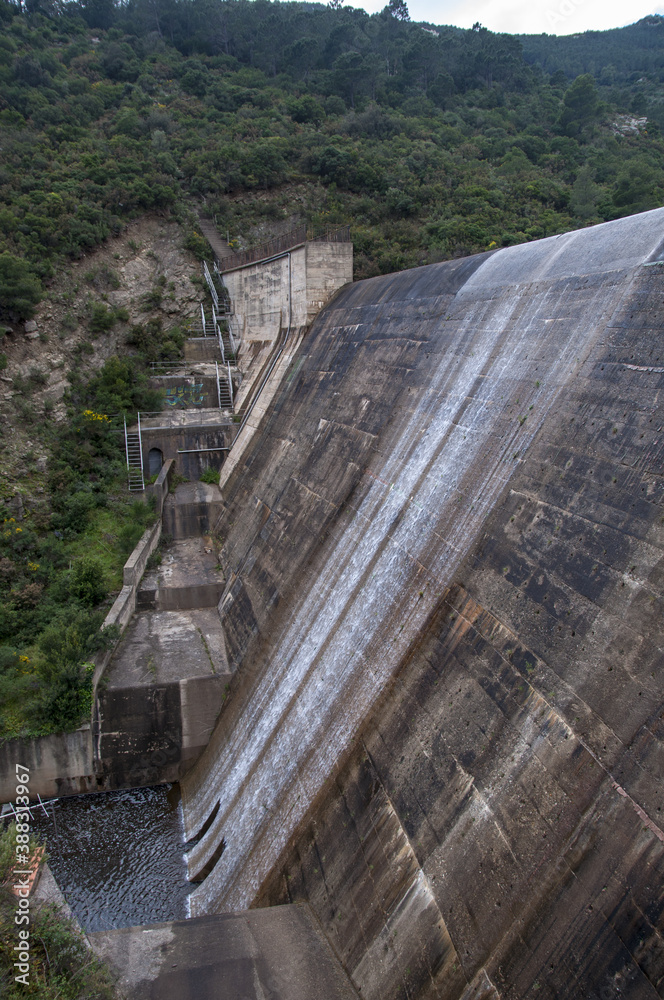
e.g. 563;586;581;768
124;413;145;492
217;224;351;273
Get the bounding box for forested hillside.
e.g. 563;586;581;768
1;0;663;310
0;0;663;741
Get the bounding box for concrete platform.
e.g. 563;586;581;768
89;905;358;1000
107;609;229;687
141;410;235;430
138;538;225;611
95;609;231;786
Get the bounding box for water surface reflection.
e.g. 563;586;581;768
31;784;192;932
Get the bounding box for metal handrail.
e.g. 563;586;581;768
136;412;145;490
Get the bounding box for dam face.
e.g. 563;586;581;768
182;210;664;999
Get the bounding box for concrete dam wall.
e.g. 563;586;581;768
182;210;664;999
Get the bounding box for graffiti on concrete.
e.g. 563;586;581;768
165;384;205;408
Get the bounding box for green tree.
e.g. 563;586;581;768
559;73;600;137
570;165;600;219
385;0;410;20
0;253;42;322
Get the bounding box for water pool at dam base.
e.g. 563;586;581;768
30;785;192;932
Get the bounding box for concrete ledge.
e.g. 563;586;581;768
89;904;358;1000
123;521;162;589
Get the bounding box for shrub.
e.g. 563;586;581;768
69;557;107;607
90;302;115;333
0;253;42;322
0;826;116;998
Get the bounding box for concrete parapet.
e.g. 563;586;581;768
145;458;174;516
0;727;94;802
123;521;161;590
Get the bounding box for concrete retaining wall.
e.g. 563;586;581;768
148;375;219;410
0;727;95;801
140;423;234;482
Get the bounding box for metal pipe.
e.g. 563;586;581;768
176;447;231;453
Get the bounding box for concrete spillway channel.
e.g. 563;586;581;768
94;486;232;789
88;483;360;998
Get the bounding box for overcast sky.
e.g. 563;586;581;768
351;0;664;36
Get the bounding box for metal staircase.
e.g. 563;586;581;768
197;304;237;363
215;361;234;410
124;414;145;491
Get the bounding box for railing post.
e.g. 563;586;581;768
137;411;144;483
201;303;206;337
217;320;225;363
215;361;222;409
227;362;233;409
124;414;129;472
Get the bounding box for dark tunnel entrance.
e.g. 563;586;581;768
148;447;164;477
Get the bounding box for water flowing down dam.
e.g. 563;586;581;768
175;209;664;999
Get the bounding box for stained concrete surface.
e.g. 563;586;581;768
181;209;664;999
162;483;225;539
95;609;231;787
138;538;225;611
107;609;228;686
89;905;358;1000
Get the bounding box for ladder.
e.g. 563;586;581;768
215;361;234;410
124;414;145;491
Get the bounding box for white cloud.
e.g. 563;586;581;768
352;0;663;35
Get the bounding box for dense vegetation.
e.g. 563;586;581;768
0;823;116;998
0;0;663;738
0;0;663;306
0;354;163;740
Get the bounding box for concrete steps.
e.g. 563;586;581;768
137;538;224;612
162;483;224;539
94;486;230;788
196;215;234;262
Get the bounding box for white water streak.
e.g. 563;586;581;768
185;260;642;913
